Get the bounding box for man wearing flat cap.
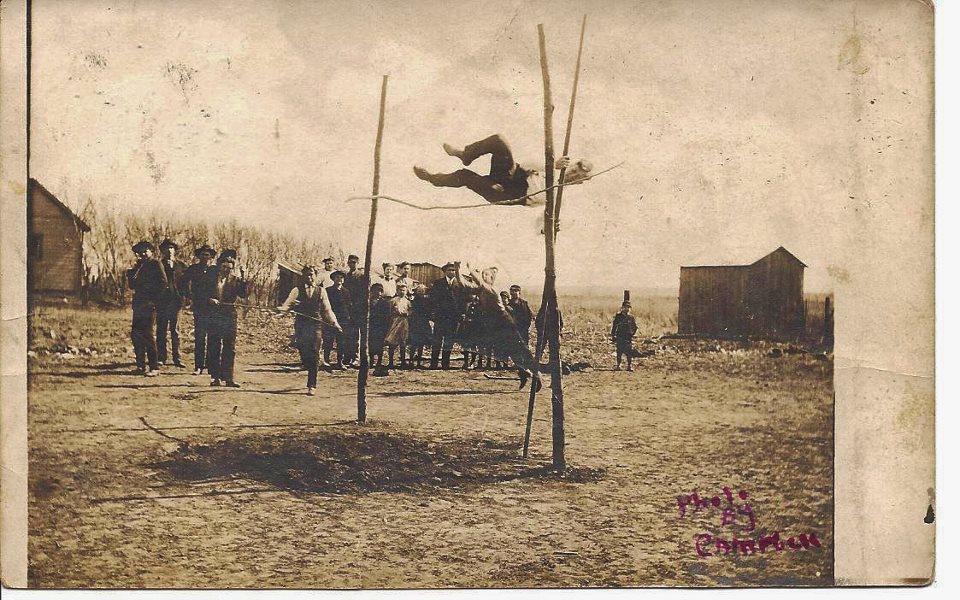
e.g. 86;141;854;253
429;261;465;369
156;239;188;368
126;241;168;376
180;244;218;375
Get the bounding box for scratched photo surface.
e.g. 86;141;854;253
25;0;935;588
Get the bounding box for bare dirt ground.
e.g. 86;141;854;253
27;302;833;588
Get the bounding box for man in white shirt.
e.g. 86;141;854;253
277;265;342;396
372;262;398;298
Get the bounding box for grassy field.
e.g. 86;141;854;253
26;295;833;588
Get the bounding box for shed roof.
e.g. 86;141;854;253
681;245;806;269
28;178;91;232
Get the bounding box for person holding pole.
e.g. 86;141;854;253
205;250;248;388
277;265;342;395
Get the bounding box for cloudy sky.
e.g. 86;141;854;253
30;0;932;292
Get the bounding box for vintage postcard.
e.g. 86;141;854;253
0;0;934;588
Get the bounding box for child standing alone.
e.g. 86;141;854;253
611;301;638;371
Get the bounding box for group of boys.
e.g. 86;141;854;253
126;239;248;387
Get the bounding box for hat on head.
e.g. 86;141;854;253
301;264;316;275
323;257;334;263
348;254;360;261
621;301;632;308
194;244;216;258
331;270;345;281
159;238;178;251
397;261;410;268
132;240;155;254
442;262;457;271
217;249;238;264
510;284;521;291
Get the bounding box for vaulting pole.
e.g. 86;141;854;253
553;14;587;233
357;75;388;423
538;24;566;471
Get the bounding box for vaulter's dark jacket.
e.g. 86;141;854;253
126;258;168;306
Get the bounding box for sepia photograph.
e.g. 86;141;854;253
1;0;935;589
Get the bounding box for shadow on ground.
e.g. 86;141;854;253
151;425;604;495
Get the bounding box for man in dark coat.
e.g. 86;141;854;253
204;250;248;387
156;239;188;367
126;241;168;376
342;254;365;366
611;301;639;371
179;244;217;375
429;262;465;369
323;270;353;369
508;284;534;348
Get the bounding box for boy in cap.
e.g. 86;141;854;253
180;244;218;375
323;270;353;370
126;241;168;376
156;239;188;367
508;284;533;348
611;301;639;371
205;250;248;387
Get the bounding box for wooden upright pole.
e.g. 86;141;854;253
357;75;388;423
553;14;587;232
538;24;566;471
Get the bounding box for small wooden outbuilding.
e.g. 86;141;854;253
678;246;806;340
27;178;91;294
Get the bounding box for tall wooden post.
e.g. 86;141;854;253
537;24;565;471
357;75;388;423
523;17;587;459
553;15;587;232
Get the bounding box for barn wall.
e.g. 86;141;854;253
678;266;750;336
409;263;443;287
28;186;84;293
748;250;805;338
276;265;303;306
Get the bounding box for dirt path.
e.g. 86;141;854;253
28;328;833;587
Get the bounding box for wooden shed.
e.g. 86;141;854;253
408;262;443;287
27;178;90;294
276;262;304;306
678;246;806;339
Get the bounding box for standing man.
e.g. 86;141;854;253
343;254;365;367
180;244;217;375
395;262;415;298
156;239;187;367
508;284;534;348
319;257;337;288
278;265;342;395
324;271;353;370
372;262;398;298
205;250;248;388
126;241;167;377
429;262;464;370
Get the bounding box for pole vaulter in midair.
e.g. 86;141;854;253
352;18;593;471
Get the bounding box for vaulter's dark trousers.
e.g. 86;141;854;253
207;311;237;382
429;135;526;202
131;301;159;371
296;320;322;388
156;300;182;364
